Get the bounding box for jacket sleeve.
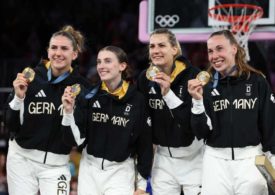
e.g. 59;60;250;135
258;76;275;154
161;67;200;134
62;90;87;147
135;96;153;182
4;92;23;139
190;85;214;140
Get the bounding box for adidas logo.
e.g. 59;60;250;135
211;89;220;96
149;87;156;94
35;90;46;97
93;100;101;108
58;174;67;181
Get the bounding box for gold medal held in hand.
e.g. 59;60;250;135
71;84;81;97
196;71;210;86
22;67;35;82
146;65;160;81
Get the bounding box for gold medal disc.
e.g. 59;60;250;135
22;67;35;82
196;71;210;86
146;66;160;81
71;84;81;97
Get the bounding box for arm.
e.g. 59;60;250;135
135;99;153;194
5;73;29;136
257;76;275;167
188;79;213;139
61;86;86;146
5;93;22;138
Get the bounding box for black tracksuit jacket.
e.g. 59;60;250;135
191;72;275;156
63;82;153;179
5;62;90;164
138;56;200;149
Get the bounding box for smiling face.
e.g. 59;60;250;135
47;35;78;76
96;50;126;84
149;34;178;68
207;34;237;76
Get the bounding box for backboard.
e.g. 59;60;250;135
138;0;275;42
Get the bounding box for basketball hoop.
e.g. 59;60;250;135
208;4;263;61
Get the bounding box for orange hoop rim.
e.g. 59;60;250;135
208;4;263;23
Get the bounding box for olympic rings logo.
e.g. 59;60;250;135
155;15;180;27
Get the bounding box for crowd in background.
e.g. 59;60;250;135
1;0;275;194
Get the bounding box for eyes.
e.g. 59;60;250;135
208;45;223;54
149;43;167;49
49;45;71;51
97;58;112;65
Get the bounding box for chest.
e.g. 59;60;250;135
211;82;259;112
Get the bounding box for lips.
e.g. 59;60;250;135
98;70;109;76
152;56;163;60
53;58;64;63
212;60;224;66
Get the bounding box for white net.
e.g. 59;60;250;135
208;2;263;61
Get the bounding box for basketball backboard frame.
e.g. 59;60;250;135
138;0;275;42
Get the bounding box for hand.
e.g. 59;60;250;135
13;73;29;99
153;72;171;96
133;188;147;195
62;86;76;114
188;79;203;100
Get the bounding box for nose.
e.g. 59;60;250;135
97;62;104;69
55;48;62;56
210;51;219;60
151;46;160;54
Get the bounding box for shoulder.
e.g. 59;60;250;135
176;56;200;77
69;70;91;89
137;69;150;91
128;83;146;102
137;69;147;82
249;72;268;85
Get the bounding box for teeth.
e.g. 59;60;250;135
54;59;63;63
214;61;222;65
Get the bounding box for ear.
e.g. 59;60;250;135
72;51;78;60
172;46;178;57
119;62;127;72
232;44;237;55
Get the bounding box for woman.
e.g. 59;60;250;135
5;25;89;195
138;28;204;195
62;46;153;195
188;29;275;195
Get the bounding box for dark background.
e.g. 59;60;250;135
0;0;275;194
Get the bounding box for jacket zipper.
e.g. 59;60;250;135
228;78;235;160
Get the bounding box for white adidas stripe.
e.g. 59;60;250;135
211;89;220;96
35;90;46;97
93;100;101;108
149;87;156;94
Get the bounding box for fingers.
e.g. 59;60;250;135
62;86;76;104
13;73;29;98
153;72;170;84
153;72;171;95
13;73;28;88
188;79;203;100
188;79;202;90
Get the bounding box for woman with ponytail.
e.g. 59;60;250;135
188;29;275;195
5;25;90;195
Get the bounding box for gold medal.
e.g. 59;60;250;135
196;71;210;86
146;65;160;81
71;83;81;97
22;67;35;82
